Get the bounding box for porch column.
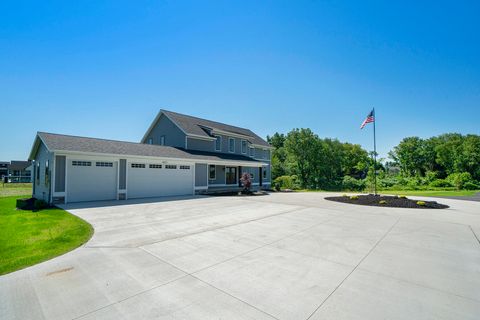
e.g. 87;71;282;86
238;166;242;187
259;167;263;187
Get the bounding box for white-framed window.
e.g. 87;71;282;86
160;136;166;146
72;161;91;166
263;167;267;179
228;138;235;153
241;140;247;154
96;162;113;167
131;163;145;168
250;172;255;180
215;136;222;151
45;160;49;187
263;149;268;159
165;164;177;169
36;162;40;185
147;138;153;145
180;165;190;170
149;164;162;169
249;147;254;157
209;165;216;180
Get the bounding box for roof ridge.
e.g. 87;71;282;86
38;131;174;148
161;109;254;133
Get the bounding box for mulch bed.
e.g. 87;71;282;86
325;194;449;209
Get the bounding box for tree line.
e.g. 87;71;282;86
268;129;480;191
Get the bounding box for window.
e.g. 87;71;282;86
72;161;91;166
165;165;177;169
250;172;255;180
249;147;254;157
45;160;49;187
180;165;190;170
263;149;268;159
228;138;235;153
263;168;267;179
131;163;145;168
36;162;40;185
147;138;153;145
96;162;113;167
209;165;216;180
160;136;166;146
241;140;247;154
215;136;222;151
149;164;162;169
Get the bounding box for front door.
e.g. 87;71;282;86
226;167;237;185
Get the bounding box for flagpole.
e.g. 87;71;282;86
373;108;377;195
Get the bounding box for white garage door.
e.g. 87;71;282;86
127;162;193;199
67;160;117;202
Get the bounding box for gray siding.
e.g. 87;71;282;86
119;159;127;190
208;165;226;185
187;137;214;152
195;163;207;187
145;114;186;148
54;155;66;192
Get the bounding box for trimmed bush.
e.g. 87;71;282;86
34;199;48;211
417;201;426;206
463;181;480;190
379;200;387;204
350;195;359;200
429;179;452;188
16;198;30;209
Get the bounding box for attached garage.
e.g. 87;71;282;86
67;160;117;202
127;162;193;199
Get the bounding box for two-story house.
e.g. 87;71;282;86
28;110;272;204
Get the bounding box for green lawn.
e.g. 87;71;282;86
0;183;33;197
0;195;93;275
378;189;480;197
296;189;479;197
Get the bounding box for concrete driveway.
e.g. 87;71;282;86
1;193;480;320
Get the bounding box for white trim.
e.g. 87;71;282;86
51;153;56;203
208;164;216;180
214;135;222;151
241;140;247;154
228;137;235;153
194;186;208;190
64;155;69;203
187;134;216;141
51;150;265;167
210;128;251;139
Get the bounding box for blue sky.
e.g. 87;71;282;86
1;1;479;161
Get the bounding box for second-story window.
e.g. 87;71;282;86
249;147;254;157
228;138;235;153
215;136;222;151
241;140;247;154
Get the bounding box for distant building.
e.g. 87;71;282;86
0;161;8;179
7;161;32;183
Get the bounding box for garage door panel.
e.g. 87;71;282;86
67;161;117;202
128;164;193;199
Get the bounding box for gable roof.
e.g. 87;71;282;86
30;132;265;166
8;161;31;171
142;109;271;148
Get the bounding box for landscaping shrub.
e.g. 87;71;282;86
34;199;48;211
429;179;452;188
273;175;299;191
446;172;474;190
463;181;480;190
417;201;426;206
350;195;359;200
16;198;30;209
379;200;387;204
342;176;366;191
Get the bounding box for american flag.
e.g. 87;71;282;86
360;109;375;129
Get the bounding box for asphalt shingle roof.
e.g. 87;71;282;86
162;110;271;147
37;132;263;165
